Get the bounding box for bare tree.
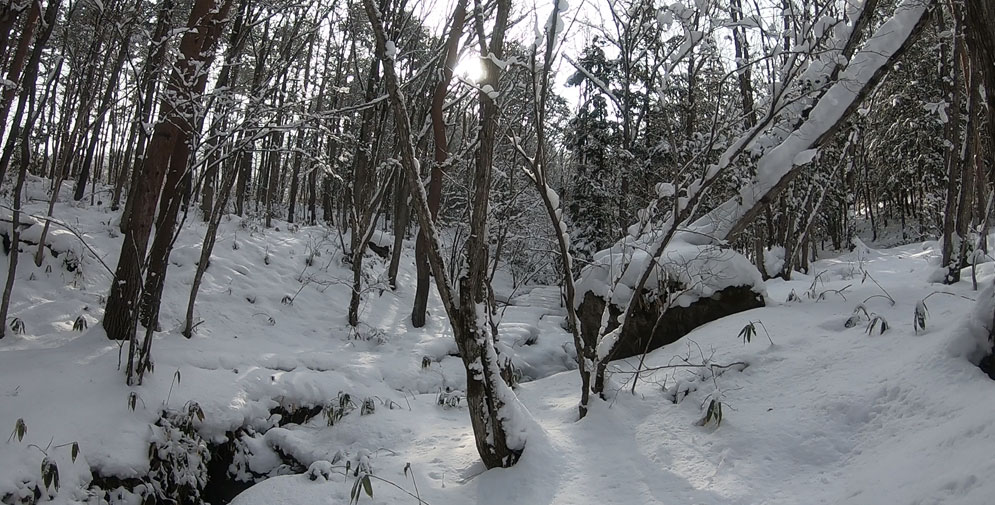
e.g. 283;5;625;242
0;0;61;339
101;0;234;386
410;0;467;325
364;0;524;468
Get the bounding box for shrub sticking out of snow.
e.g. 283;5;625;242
147;404;211;503
307;460;334;481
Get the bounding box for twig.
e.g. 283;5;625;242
612;361;749;375
860;270;894;306
922;290;975;303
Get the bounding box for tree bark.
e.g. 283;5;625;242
411;0;467;327
387;173;408;288
136;0;233;337
119;0;174;232
103;0;231;344
940;7;964;283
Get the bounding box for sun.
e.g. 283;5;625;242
454;54;486;83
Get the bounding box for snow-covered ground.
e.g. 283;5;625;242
1;178;993;504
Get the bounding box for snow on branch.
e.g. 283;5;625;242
689;0;932;242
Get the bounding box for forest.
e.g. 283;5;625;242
0;0;994;503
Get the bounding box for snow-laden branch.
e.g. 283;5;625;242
689;0;931;242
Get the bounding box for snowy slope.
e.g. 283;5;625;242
233;241;995;505
1;179;993;504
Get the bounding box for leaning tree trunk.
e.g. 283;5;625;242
591;0;931;395
347;55;383;328
0;112;31;340
33;56;67;267
183;142;246;337
693;0;932;243
513;0;592;418
136;0;233;340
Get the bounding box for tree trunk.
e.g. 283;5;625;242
0;0;28;61
693;0;932;242
137;0;233;335
183;145;243;336
264;80;286;228
0;0;39;160
347;53;384;327
103;0;231;344
0;0;60;338
234;23;272;218
953;63;979;281
286;34;315;224
412;0;467;327
941;8;964;283
33;56;67;268
965;0;995;256
364;0;523;468
73;11;133;201
387;173;408;288
730;0;757;129
120;0;174;232
286;130;303;224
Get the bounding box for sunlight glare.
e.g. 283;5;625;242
454;55;486;83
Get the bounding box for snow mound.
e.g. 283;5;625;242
575;234;765;309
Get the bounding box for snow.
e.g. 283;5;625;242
657;9;674;29
793;148;818;166
655;182;676;197
544;186;560;210
764;246;786;276
2;176;995;505
480;84;499;101
233;238;995;505
924;100;950;124
574;234;766;309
